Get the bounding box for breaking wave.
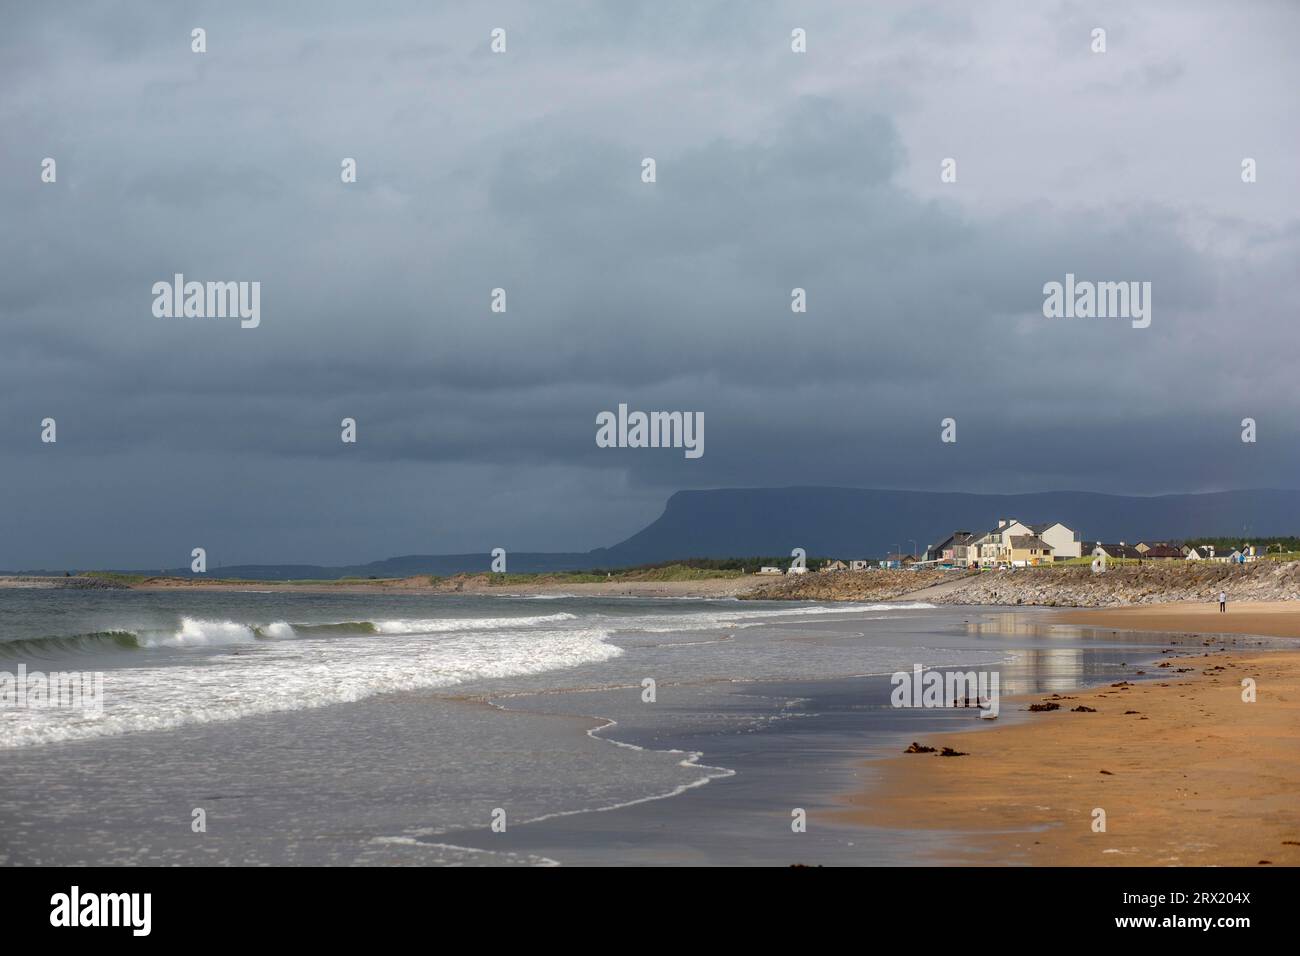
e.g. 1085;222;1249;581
0;612;583;659
0;624;623;748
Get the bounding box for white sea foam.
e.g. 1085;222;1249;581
0;626;621;749
138;617;260;647
612;601;936;633
372;612;577;634
113;612;582;648
0;599;946;750
771;602;936;613
78;606;917;652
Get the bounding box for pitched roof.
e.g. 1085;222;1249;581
1188;544;1240;555
1141;545;1183;558
1009;535;1051;550
988;520;1033;535
1093;543;1142;559
930;531;974;550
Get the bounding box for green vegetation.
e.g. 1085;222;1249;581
1053;556;1143;567
485;563;746;585
1185;536;1300;553
485;572;608;586
74;564;746;586
80;571;150;584
77;573;420;586
263;577;402;586
583;557;842;574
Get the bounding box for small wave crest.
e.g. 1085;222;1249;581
0;630;143;658
0;611;586;659
1;625;623;748
266;620;377;636
372;612;578;634
626;601;938;632
139;618;260;648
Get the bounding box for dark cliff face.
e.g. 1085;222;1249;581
95;487;1300;578
593;487;1300;564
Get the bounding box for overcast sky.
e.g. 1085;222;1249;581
2;1;1298;569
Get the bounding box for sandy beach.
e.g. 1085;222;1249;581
1057;600;1300;639
839;600;1300;866
5;579;1293;866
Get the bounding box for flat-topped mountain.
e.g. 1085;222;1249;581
41;487;1299;580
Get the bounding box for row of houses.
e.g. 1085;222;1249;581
923;519;1273;568
926;519;1082;568
754;522;1275;575
760;559;878;575
1136;542;1269;563
1078;539;1270;564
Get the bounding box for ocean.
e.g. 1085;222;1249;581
0;589;1191;865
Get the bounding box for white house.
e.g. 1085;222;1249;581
1185;545;1242;563
1028;522;1083;560
1091;542;1143;561
972;519;1035;566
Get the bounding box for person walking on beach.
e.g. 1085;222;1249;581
1219;590;1227;613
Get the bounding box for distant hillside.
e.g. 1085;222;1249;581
55;486;1300;581
96;552;596;582
590;487;1300;565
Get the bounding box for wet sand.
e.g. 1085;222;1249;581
838;601;1300;865
1057;599;1300;639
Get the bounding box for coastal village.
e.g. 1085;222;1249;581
758;517;1277;575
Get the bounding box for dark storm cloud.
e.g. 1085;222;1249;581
1;1;1298;567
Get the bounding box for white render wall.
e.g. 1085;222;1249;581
1037;523;1082;559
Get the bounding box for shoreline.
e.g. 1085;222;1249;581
426;608;1172;865
5;589;1273;864
8;560;1300;609
135;577;758;599
0;573;757;599
1056;600;1300;639
0;593;1155;865
837;601;1300;866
